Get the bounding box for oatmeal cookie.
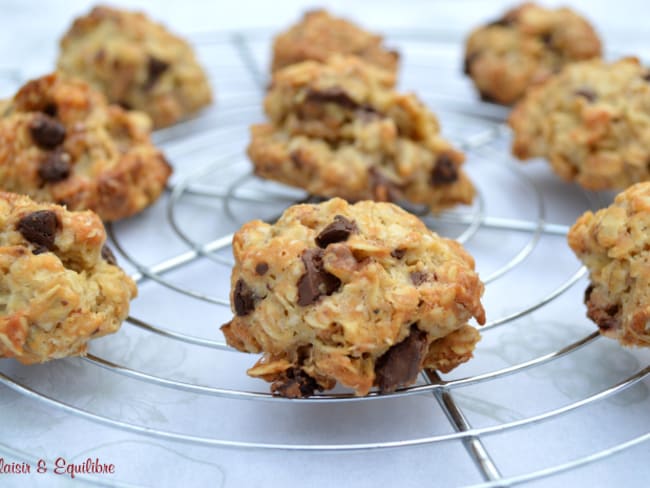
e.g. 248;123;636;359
249;56;474;213
272;9;399;77
510;58;650;190
464;2;601;105
58;5;212;128
0;73;172;221
221;198;485;397
0;192;137;364
568;183;650;347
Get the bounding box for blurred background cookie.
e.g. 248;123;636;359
0;73;171;221
510;57;650;190
464;2;601;105
249;55;474;213
271;9;399;78
57;5;213;128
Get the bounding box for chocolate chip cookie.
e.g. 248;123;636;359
0;191;137;364
221;198;486;397
568;182;650;347
272;9;399;77
249;56;475;213
464;2;601;105
510;57;650;190
58;5;213;128
0;73;172;221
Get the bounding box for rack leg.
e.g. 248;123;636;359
425;370;504;483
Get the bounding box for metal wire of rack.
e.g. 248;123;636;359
1;28;650;488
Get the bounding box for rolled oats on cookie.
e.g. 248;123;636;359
221;198;485;397
58;5;212;128
0;192;137;364
249;56;475;213
568;182;650;347
464;2;601;104
0;73;171;221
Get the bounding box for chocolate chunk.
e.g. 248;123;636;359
585;285;620;332
145;56;169;90
410;271;429;286
575;88;597;103
290;150;308;169
369;167;403;202
479;90;498;103
588;303;620;331
463;52;480;75
315;215;357;248
16;210;59;253
297;248;341;306
234;279;256;316
643;72;650;82
271;368;320;398
117;100;133;110
305;87;360;110
431;154;458;185
540;32;553;46
43;103;58;117
375;325;428;393
38;149;71;183
583;284;594;304
486;16;513;27
391;248;406;259
101;245;117;265
29;115;66;149
255;262;269;275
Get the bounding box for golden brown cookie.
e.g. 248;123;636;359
568;182;650;347
510;58;650;190
464;2;601;104
0;73;172;221
272;9;399;77
0;192;137;364
249;56;475;213
221;198;485;397
58;5;212;128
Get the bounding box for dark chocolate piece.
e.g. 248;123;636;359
16;210;59;253
297;248;341;306
304;87;360;110
101;245;117;266
585;284;620;332
270;368;320;398
540;32;553;46
463;51;480;75
431;154;458;185
315;215;357;248
38;149;71;183
255;262;269;275
145;56;169;90
29;115;66;149
486;16;514;28
375;325;428;393
391;248;406;259
43;103;58;117
234;279;256;316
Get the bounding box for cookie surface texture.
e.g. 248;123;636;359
221;198;485;397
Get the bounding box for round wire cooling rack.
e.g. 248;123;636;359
1;28;650;488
